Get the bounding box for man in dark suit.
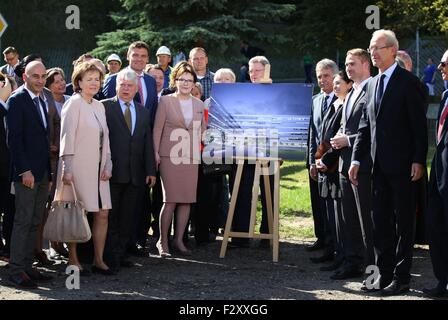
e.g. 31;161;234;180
349;30;428;295
324;49;374;280
103;41;158;128
103;69;156;272
7;61;53;288
308;59;338;261
423;50;448;297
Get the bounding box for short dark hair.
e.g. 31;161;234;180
3;46;18;55
127;41;150;57
72;61;104;93
335;70;353;85
14;54;42;79
45;67;66;88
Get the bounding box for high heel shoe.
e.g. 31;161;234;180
91;265;115;276
156;242;171;258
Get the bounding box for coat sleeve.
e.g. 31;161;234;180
351;101;371;163
6;95;30;175
59;99;80;157
153;97;167;156
308;103;317;166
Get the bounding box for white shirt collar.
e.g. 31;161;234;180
379;62;397;79
24;85;40;101
353;76;372;91
118;98;135;108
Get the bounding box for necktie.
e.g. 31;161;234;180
322;95;330;115
437;99;448;143
375;74;385;113
33;97;46;128
138;75;144;105
124;102;132;133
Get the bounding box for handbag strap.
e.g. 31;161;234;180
55;181;79;202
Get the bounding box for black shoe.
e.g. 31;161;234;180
306;239;325;252
381;280;410;296
9;272;38;289
320;260;342;272
127;244;146;257
26;269;53;282
330;267;364;280
91;265;116;276
310;253;334;264
423;282;448;298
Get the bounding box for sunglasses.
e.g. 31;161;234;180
440;61;447;67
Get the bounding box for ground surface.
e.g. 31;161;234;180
0;236;443;301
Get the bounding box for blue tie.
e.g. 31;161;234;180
33;97;45;128
375;74;385;113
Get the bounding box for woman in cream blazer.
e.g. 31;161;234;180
153;62;205;257
54;62;113;275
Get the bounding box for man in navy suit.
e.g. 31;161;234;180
7;61;53;288
349;30;428;295
103;41;158;128
424;49;448;298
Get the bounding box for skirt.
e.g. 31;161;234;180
159;156;198;203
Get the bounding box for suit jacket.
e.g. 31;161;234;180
103;97;156;186
6;88;51;182
352;66;428;175
430;90;448;197
103;71;158;128
0;101;9;180
153;95;205;163
43;88;61;174
308;92;337;166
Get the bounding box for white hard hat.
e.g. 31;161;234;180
156;46;171;56
106;53;122;64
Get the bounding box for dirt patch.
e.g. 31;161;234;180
0;237;444;300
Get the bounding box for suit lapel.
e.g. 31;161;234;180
188;99;203;130
172;96;188;129
23;89;47;132
376;67;400;117
437;91;448;145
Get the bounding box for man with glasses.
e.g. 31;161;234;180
349;29;428;295
424;50;448;297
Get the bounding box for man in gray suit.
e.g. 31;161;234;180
308;59;338;262
102;69;156;273
324;49;374;280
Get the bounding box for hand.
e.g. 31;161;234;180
48;181;53;192
309;164;317;181
62;172;73;185
411;163;424;181
316;159;328;172
0;76;12;102
50;145;58;153
330;133;349;150
348;164;360;186
100;169;112;181
22;171;35;189
146;176;156;188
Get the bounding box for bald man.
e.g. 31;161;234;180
7;61;53;288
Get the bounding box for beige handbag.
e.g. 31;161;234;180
43;182;91;243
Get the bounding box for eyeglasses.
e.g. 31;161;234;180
176;78;194;84
439;61;447;68
367;45;392;54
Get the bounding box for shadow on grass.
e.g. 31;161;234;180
281;208;311;218
280;164;307;179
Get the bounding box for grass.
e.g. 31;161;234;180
253;159;315;241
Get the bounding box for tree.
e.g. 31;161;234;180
91;0;296;66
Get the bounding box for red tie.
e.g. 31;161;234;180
437;100;448;142
138;75;144;105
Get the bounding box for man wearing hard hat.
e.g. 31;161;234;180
156;46;172;89
105;53;122;81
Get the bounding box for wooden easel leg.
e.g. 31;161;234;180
220;160;244;258
273;160;280;262
249;161;261;237
262;161;274;248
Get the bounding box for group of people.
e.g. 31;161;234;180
0;39;276;290
1;29;448;298
307;29;448;297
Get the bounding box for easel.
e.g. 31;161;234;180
219;156;281;262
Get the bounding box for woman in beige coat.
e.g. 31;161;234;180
153;62;205;257
55;62;113;275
